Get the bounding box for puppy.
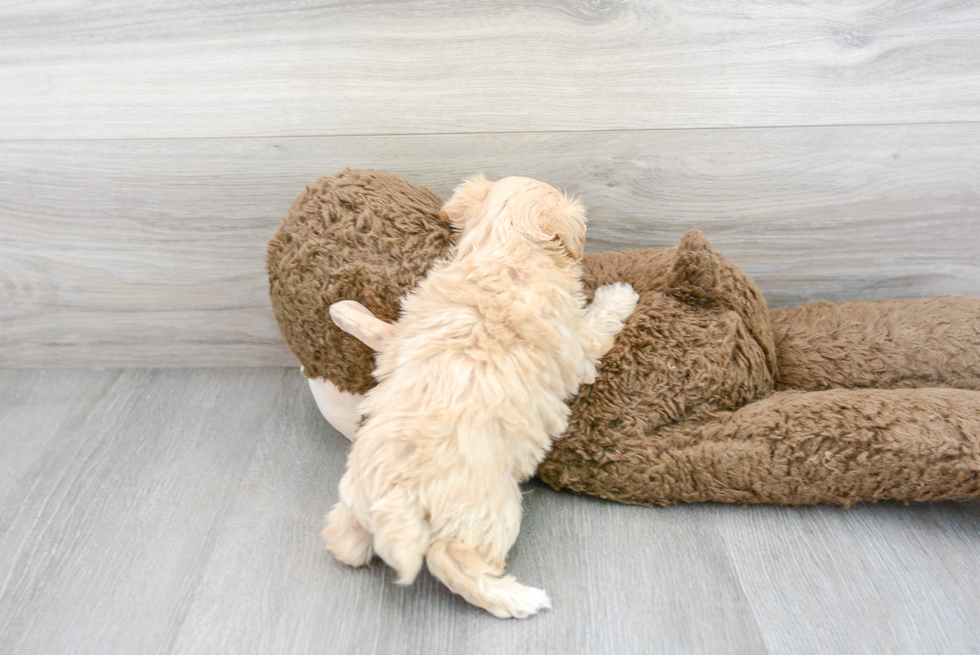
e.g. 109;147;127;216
323;175;639;618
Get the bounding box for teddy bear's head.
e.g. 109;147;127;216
267;168;452;392
268;170;777;437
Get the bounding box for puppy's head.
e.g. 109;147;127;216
440;174;586;260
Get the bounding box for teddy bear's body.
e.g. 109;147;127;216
268;169;980;507
542;236;980;506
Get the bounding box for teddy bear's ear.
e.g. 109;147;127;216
666;229;723;306
439;174;493;226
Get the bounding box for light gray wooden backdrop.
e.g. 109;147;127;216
1;0;978;366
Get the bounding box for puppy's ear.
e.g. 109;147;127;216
439;174;493;226
543;196;587;261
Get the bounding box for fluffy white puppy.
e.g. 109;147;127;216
323;175;638;618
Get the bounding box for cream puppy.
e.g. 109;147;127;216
323;175;638;618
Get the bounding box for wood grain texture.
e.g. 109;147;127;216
719;504;980;655
2;124;978;367
1;368;978;655
0;369;280;655
1;0;979;139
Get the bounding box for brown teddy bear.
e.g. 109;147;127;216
268;169;980;506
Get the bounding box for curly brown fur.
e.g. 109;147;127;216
267;168;451;392
268;170;980;506
540;241;980;505
772;296;980;392
546;387;980;506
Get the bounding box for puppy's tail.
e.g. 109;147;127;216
425;540;551;619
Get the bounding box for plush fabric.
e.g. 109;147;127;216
267;169;980;506
267;169;453;392
770;297;980;392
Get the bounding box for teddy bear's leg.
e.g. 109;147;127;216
771;296;980;392
539;387;980;506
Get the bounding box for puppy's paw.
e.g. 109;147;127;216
495;583;552;619
389;548;425;586
372;523;427;586
579;365;597;386
323;503;374;567
593;282;639;322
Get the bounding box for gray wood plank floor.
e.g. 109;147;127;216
1;368;977;655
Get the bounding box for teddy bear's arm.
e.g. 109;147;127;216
329;300;395;352
771;296;980;392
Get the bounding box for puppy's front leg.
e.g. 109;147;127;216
579;282;639;383
329;300;396;352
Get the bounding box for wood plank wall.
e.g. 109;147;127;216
1;1;978;367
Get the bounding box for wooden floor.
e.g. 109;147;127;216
1;368;978;655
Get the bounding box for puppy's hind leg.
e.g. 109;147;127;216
324;501;374;567
426;540;551;619
370;491;430;585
